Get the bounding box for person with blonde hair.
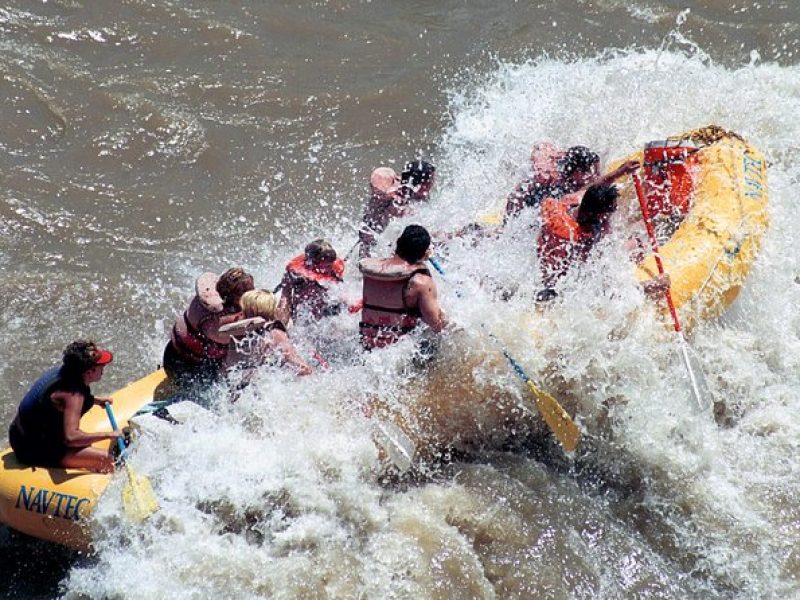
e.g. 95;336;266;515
224;289;313;379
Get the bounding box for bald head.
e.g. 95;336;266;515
369;167;401;199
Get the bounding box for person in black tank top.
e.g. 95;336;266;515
9;340;123;473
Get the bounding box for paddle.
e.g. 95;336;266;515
105;404;159;522
631;172;712;413
428;257;580;452
310;350;417;474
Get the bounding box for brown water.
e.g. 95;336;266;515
2;1;800;598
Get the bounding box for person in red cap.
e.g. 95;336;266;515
8;340;123;473
276;239;347;325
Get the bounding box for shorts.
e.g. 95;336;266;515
9;423;66;468
162;341;221;387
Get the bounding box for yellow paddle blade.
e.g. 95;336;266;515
526;381;581;453
121;464;159;523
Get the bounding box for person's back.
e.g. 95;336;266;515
359;225;446;350
165;267;254;385
537;184;618;289
226;290;312;378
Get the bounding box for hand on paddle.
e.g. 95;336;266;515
642;273;671;299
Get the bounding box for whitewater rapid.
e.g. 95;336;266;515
57;48;800;598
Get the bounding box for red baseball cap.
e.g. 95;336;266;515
93;348;114;365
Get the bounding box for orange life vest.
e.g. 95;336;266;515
358;258;430;350
537;195;601;288
283;255;345;320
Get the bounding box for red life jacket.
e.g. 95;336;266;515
283;255;345;320
171;274;238;363
642;140;698;222
358;258;430;350
537;195;600;288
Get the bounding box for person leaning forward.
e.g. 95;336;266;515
359;224;447;351
276;239;347;325
9;340;122;473
163;267;254;386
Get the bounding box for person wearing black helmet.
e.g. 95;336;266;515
400;159;436;201
506;143;638;220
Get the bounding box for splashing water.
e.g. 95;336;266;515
60;48;800;598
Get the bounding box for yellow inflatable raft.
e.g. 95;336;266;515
628;126;769;326
0;369;167;550
385;125;770;463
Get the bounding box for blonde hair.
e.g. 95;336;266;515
240;289;279;320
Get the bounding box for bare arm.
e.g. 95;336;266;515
271;329;313;376
409;274;447;333
57;391;121;448
589;160;640;188
276;274;294;326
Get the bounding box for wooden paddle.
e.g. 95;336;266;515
428;257;580;452
632;172;712;413
105;404;159;522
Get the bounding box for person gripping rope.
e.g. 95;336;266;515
9;340;122;473
359;225;447;351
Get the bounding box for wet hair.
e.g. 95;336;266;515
217;267;255;307
62;340;101;375
558;146;600;179
577;184;619;225
401;159;436;187
395;224;431;264
304;239;337;263
241;290;279;320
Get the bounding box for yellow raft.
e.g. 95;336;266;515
628;126;769;326
0;370;167;550
384;125;770;462
0;126;769;550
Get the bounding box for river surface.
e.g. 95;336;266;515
1;1;799;598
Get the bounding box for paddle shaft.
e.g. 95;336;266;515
105;404;127;457
429;257;580;452
632;173;682;334
633;172;708;411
